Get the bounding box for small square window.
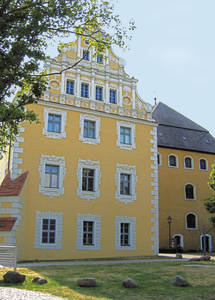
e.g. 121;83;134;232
83;221;94;245
97;55;103;64
96;86;103;101
84;120;96;139
120;174;131;195
48;114;61;133
45;165;59;188
110;89;117;104
83;50;90;61
81;83;89;98
120;127;131;145
66;80;74;95
82;168;94;192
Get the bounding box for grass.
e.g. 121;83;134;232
1;261;215;299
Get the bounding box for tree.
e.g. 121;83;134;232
0;0;135;152
204;164;215;226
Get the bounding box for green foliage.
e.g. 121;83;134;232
204;164;215;226
0;0;134;152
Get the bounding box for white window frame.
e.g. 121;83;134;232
199;158;208;171
168;154;178;168
39;155;66;197
116;164;137;203
77;159;101;200
76;214;101;250
79;114;100;145
42;108;67;139
115;216;136;251
173;234;184;248
34;211;62;250
184;156;194;169
116;121;136;151
200;234;213;252
185;212;198;230
184;183;196;200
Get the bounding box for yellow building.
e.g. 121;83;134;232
0;37;158;261
153;102;215;252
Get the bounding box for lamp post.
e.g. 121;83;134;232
167;216;172;248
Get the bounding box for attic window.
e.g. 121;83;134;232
158;132;163;136
183;136;187;141
205;139;210;144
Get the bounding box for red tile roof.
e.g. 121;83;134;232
0;171;28;196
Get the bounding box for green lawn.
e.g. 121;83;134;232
1;261;215;299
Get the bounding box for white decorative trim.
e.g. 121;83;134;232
76;214;101;250
39;155;66;197
185;212;198;230
79;114;100;145
173;234;184;248
116;121;136;150
77;159;101;200
115;164;137;203
168;154;179;168
184;183;196;200
184;156;194;169
200;234;213;252
34;211;63;250
199;158;208;171
42;108;67;139
115;216;136;250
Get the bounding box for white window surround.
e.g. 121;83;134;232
199;158;208;171
115;216;136;251
168;154;179;168
200;234;213;252
115;164;137;203
173;234;184;248
39;155;66;197
79;114;101;145
76;214;101;250
185;212;198;230
184;156;194;169
42;108;67;139
184;183;196;200
77;159;101;200
34;211;63;250
116;121;136;150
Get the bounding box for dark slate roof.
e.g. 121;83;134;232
152;102;215;154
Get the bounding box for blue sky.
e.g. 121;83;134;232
112;0;215;136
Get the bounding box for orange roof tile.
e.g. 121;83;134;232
0;171;28;196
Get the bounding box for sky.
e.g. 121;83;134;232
48;0;215;136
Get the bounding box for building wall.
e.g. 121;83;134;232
158;147;215;251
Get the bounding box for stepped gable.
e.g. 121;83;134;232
152;102;215;154
0;171;28;196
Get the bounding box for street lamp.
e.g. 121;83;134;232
167;216;172;248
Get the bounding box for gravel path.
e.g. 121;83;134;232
0;287;63;300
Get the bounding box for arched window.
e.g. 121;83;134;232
173;234;184;248
199;158;207;171
185;184;195;200
184;157;193;169
200;234;212;252
169;155;177;167
186;213;197;229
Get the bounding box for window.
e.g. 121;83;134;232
186;213;197;229
66;80;74;95
157;153;162;166
116;122;136;150
77;159;101;200
45;165;59;188
39;155;66;197
77;214;101;250
96;86;103;101
109;89;117;104
120;174;131;195
81;83;89;98
120;223;130;246
83;221;94;245
84;120;95;139
97;54;103;64
185;184;196;200
120;127;131;145
116;164;137;203
184;157;193;169
43;108;67;139
115;216;136;250
34;211;62;250
41;219;56;244
48;114;61;133
83;50;90;61
199;158;208;171
79;114;100;145
82;169;94;192
173;234;184;248
168;154;178;167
